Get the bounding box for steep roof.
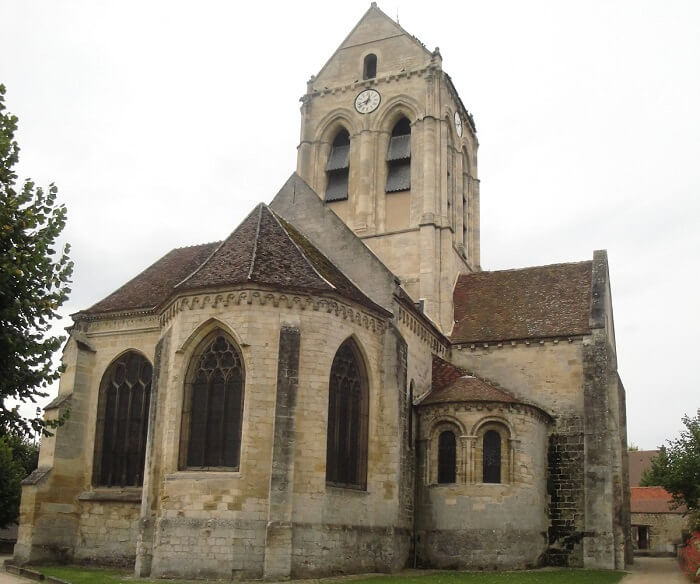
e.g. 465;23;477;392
452;261;593;344
420;355;527;407
629;450;660;487
81;203;387;318
630;487;685;514
83;242;219;314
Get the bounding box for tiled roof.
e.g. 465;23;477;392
628;450;660;487
83;204;387;317
83;242;219;314
630;487;685;514
420;355;524;406
451;261;593;344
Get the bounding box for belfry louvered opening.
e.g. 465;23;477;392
325;129;350;202
93;351;152;487
180;331;245;470
386;117;411;193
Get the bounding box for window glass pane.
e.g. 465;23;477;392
437;431;456;484
483;430;501;483
184;332;244;470
96;352;152;487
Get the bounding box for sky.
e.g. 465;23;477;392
1;0;698;449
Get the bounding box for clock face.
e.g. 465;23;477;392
454;111;463;137
354;89;381;114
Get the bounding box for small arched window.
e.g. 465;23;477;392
437;431;456;484
180;331;245;470
326;339;369;489
363;53;377;80
483;429;502;483
93;351;152;487
325;129;350;202
386;117;411;193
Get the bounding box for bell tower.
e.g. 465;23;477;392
296;2;480;332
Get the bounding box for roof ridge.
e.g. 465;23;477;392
174;204;263;289
247;204;264;281
267;208;337;291
461;259;592;277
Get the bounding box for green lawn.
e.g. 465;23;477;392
37;565;626;584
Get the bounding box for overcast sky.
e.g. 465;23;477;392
2;0;698;449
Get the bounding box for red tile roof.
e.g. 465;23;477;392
420;355;525;406
451;261;593;344
630;487;685;514
81;204;387;317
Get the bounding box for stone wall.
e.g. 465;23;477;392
415;403;550;569
632;513;686;555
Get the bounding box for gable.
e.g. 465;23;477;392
313;4;432;88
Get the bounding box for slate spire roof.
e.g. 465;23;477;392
80;203;386;317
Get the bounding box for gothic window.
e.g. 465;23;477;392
325;129;350;202
363;53;377;80
326;338;369;489
483;429;502;483
180;331;245;470
93;351;152;487
437;430;456;484
386;117;411;193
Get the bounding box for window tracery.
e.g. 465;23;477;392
180;331;245;470
93;351;152;487
326;338;368;489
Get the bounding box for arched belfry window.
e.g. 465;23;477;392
483;429;502;483
363;53;377;80
437;430;456;484
93;351;152;487
326;338;369;489
325;129;350;202
180;331;245;470
386;117;411;193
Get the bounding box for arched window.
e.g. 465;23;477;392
437;431;456;484
363;53;377;80
483;429;502;483
386;117;411;193
180;331;245;470
325;129;350;202
326;339;369;489
93;351;152;487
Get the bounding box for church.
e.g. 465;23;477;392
15;4;631;579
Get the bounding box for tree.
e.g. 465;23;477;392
0;84;73;437
0;433;38;528
642;410;700;529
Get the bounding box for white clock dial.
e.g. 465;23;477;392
354;89;381;114
454;111;463;137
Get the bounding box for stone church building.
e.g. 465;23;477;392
15;4;631;579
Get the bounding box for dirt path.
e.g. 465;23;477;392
621;556;689;583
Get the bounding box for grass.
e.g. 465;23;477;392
36;565;627;584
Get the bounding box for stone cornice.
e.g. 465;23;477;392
396;303;448;356
419;400;552;426
452;336;585;352
160;289;387;335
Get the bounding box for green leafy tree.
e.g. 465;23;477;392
0;84;73;437
0;432;38;528
642;410;700;529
